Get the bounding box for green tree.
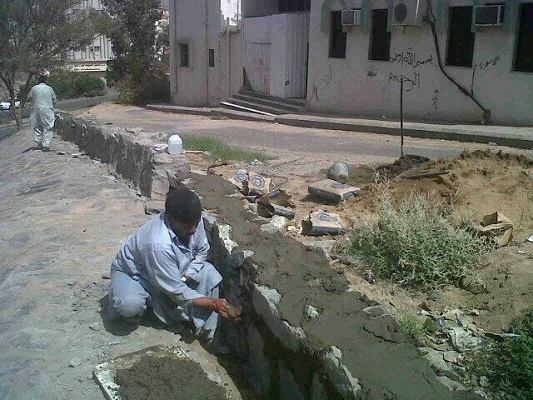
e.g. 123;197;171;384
101;0;162;84
0;0;97;130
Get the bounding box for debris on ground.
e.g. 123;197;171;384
478;211;514;247
327;162;349;183
302;211;346;236
308;179;360;202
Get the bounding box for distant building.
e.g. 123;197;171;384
170;0;533;126
66;0;113;79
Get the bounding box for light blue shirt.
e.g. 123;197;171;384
28;83;56;110
111;212;210;301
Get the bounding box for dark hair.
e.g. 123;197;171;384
38;75;48;84
165;187;202;223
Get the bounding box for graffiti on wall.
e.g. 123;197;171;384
310;64;332;101
475;55;501;71
471;54;501;93
388;71;421;92
367;65;378;78
390;48;434;68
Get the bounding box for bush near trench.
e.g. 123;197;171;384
342;188;490;289
465;309;533;400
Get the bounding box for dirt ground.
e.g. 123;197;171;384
197;149;533;334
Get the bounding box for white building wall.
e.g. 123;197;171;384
307;0;533;125
68;0;113;69
171;0;243;106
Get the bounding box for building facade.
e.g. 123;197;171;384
67;0;114;78
170;0;533;125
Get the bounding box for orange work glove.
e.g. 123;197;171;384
209;298;229;318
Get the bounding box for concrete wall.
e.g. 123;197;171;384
307;0;533;125
171;0;243;106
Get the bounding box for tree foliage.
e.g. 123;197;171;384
0;0;97;128
100;0;162;84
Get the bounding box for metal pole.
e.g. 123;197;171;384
400;78;404;158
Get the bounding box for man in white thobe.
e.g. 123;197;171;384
27;74;57;151
106;187;230;342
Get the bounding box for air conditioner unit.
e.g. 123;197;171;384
391;0;427;25
474;5;504;26
341;9;362;26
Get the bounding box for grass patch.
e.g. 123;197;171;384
398;312;431;344
341;188;489;289
181;135;272;163
465;310;533;400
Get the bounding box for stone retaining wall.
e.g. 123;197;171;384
55;115;363;399
55;113;190;200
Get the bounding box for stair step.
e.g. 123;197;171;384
219;101;277;116
221;98;293;115
239;90;306;108
232;94;301;112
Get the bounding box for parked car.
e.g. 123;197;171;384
0;99;21;110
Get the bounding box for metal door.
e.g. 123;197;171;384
245;42;271;95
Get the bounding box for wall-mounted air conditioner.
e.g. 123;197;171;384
391;0;427;26
474;5;505;26
341;9;362;26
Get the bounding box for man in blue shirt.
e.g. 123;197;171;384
107;187;229;341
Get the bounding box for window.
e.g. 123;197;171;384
209;49;215;68
446;6;475;67
278;0;311;12
513;3;533;72
179;43;189;67
368;9;391;61
329;11;346;58
93;46;101;53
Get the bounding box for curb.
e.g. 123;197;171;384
146;104;533;150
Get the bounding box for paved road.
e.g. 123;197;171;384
83;104;530;168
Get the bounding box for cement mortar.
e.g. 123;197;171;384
191;173;474;400
115;355;227;400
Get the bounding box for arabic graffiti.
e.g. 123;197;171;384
367;65;378;78
388;71;421;91
390;48;434;68
475;55;500;70
310;65;333;101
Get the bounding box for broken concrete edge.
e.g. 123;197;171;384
55;112;190;200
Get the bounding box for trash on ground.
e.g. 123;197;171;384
364;270;377;284
302;211;346;236
228;169;248;191
479;212;513;246
308;179;360;202
327;162;349;184
228;169;274;196
246;172;272;196
257;189;296;219
527;235;533;243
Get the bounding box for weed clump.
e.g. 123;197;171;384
466;310;533;400
342;189;488;289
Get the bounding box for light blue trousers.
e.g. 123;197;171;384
107;264;221;341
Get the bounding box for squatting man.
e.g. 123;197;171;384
107;187;232;342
